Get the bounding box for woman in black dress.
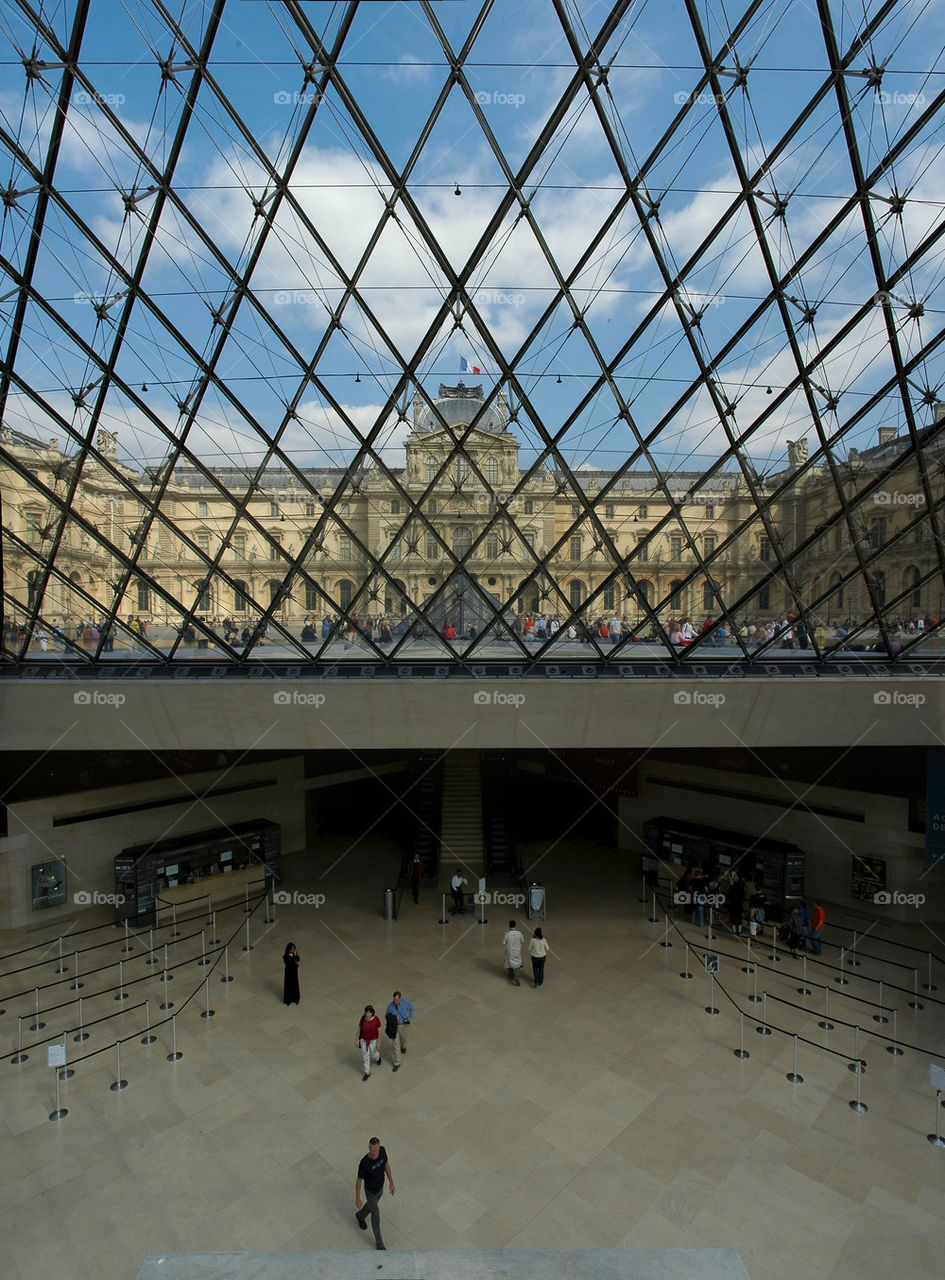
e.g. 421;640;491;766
283;942;300;1005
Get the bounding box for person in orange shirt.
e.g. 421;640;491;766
810;902;825;955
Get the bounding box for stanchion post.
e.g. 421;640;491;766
55;936;67;974
797;956;812;996
74;997;89;1042
756;992;772;1035
141;999;156;1045
114;959;128;1001
12;1016;28;1064
909;969;924;1011
733;1011;750;1059
200;977;215;1019
163;943;173;980
660;915;672;949
170;904;180;938
748;966;761;1003
31;987;46;1031
648;893;659;923
923;952;937;992
58;1031;75;1079
928;1091;945;1147
72;950;83;990
110;1040;128;1091
160;968;173;1010
167;1014;182;1061
220;945;233;983
438;893;449;925
768;928;780;963
849;930;860;967
121;919;133;954
244;881;251;915
639;876;647;904
873;981;889;1024
818;988;834;1031
849;1060;867;1112
886;1010;904;1056
742;936;753;974
847;1025;865;1074
146;928;159;965
680;942;692;979
198;931;209;967
705;972;719;1015
241;916;253;952
209;910;219;945
707;906;714;942
786;1034;804;1083
835;946;849;984
49;1055;68;1121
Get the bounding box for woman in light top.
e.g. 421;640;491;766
528;927;550;987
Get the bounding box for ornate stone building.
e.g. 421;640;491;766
2;384;943;654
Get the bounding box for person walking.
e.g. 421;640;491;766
529;927;549;986
450;868;468;914
282;942;300;1005
503;919;524;985
357;1005;382;1081
384;990;414;1072
810;901;825;955
355;1136;395;1251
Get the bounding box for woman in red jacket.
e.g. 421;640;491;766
357;1005;382;1081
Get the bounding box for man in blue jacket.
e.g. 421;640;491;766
385;990;414;1073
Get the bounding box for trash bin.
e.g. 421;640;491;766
527;882;545;920
384;887;395;920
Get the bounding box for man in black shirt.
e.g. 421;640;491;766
355;1136;395;1250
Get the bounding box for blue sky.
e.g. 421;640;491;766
0;0;942;488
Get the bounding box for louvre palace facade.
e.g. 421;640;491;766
3;382;944;659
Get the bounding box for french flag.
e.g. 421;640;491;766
460;356;481;376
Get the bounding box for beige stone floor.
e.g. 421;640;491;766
2;838;944;1280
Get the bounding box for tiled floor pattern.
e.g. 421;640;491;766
2;838;944;1280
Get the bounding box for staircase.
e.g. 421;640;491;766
440;753;484;880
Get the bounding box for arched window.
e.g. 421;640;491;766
304;580;319;611
569;579;585;608
603;583;616;610
233;579;249;611
193;579;211;611
455;453;470;485
485;456;499;485
136;580;150;612
871;570;886;607
669;579;684;608
338;579;353;609
425;456;438;485
452;526;472;559
636;579;652;603
268;579;282;605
